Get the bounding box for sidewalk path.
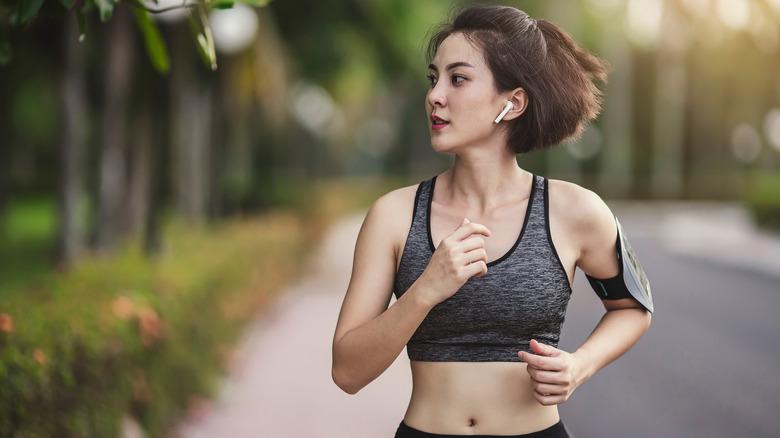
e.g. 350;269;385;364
174;213;411;438
610;201;780;280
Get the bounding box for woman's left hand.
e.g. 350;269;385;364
518;339;584;406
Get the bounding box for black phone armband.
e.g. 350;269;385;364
585;217;654;313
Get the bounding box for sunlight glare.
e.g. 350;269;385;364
625;0;663;48
717;0;751;30
209;4;260;55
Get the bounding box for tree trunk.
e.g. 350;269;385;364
127;110;152;240
599;21;634;198
56;15;87;266
171;25;210;225
96;6;134;251
651;1;686;198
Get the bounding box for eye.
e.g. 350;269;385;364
427;75;438;86
452;75;466;85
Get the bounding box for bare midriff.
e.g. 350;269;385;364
404;361;560;435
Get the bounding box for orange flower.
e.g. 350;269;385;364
33;349;46;366
137;307;162;347
0;313;13;333
112;296;135;320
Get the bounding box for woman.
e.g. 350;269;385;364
332;5;652;437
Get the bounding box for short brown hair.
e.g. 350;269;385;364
427;5;609;154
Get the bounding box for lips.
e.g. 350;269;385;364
431;115;449;131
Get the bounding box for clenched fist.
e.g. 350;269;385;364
417;218;491;305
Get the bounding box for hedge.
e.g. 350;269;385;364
0;178;397;438
745;170;780;230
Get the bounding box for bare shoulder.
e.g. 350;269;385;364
370;184;419;214
359;183;420;255
547;179;619;278
547;179;614;235
365;184;419;229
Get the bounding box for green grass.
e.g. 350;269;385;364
0;197;56;295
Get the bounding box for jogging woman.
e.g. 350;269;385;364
332;5;652;437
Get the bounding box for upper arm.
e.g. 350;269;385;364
332;186;417;344
550;181;646;312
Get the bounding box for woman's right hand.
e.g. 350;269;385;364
418;218;492;305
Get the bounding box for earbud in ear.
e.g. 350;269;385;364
494;101;514;124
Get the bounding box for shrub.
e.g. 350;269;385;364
0;212;307;437
745;170;780;230
0;177;394;437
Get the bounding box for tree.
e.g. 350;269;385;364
0;0;271;73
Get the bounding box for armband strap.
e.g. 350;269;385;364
585;217;654;313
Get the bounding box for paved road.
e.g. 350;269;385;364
560;204;780;438
174;203;780;438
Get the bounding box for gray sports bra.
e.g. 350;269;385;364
393;175;572;362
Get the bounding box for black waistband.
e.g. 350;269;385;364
394;420;569;438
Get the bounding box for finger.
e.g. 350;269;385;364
462;247;488;265
449;221;492;242
530;339;561;357
462;260;487;279
533;391;566;407
519;351;561;371
459;236;486;252
527;368;566;385
531;381;565;396
459;217;470;228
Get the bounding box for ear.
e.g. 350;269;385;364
501;88;529;121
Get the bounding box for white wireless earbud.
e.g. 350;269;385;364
494;101;514;124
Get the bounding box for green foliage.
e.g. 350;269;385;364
94;0;115;21
11;77;57;147
9;0;45;25
187;3;217;71
746;170;780;230
132;7;170;73
0;0;271;70
0;211;309;437
0;197;56;295
210;0;234;10
0;29;10;64
0;178;391;437
233;0;269;5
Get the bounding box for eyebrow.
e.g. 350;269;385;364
428;61;475;72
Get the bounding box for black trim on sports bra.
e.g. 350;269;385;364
425;174;537;268
396;182;426;274
425;175;437;255
543;178;572;287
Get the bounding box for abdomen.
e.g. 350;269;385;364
404;361;561;435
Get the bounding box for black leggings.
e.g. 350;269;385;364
394;420;570;438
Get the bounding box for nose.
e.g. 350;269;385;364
426;83;447;109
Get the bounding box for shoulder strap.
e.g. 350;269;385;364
407;177;434;241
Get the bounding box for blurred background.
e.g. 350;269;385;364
1;0;779;436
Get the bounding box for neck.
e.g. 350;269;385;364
440;151;530;211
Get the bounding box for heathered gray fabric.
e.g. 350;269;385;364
394;175;572;362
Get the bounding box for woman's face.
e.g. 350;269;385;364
426;32;506;154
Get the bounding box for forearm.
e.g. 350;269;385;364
332;283;434;394
573;307;651;384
